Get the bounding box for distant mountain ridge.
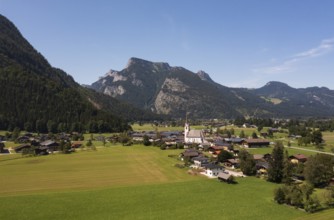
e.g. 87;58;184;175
92;58;334;119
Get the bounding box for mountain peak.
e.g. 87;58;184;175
264;81;290;88
126;57;171;71
196;70;214;82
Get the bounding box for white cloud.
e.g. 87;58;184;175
293;38;334;59
254;38;334;74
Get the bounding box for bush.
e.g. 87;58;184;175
274;187;286;204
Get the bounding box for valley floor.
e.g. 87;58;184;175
0;145;332;219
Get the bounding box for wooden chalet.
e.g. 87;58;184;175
256;161;269;174
180;149;202;160
14;144;31;153
289;154;307;164
218;172;234;183
224;158;240;169
40;140;59;152
243;139;270;148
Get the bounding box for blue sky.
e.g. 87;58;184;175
1;0;334;89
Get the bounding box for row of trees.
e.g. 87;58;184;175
1;119;130;135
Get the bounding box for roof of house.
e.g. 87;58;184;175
245;139;270;144
14;144;31;150
291;154;307;160
192;156;209;162
210;146;226;150
224;138;244;143
182;151;200;157
256;161;269;169
253;154;264;160
202;163;223;170
40;140;57;146
227;159;240;164
218;172;232;180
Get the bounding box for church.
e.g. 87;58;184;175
184;122;204;144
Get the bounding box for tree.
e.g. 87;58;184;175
304;154;334;187
311;130;323;145
239;149;256;175
86;139;93;147
24;122;33;132
268;141;284;183
217;150;233;163
119;132;131;146
282;150;294;185
47;120;57;133
323;186;334;207
239;130;246;138
252;131;258;139
257;126;263;133
11;127;20;141
274;187;286;204
143;135;151;146
304;195;320;213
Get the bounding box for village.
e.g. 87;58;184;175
0;120;321;185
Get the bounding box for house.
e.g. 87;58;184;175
192;156;209;168
243;139;270;148
224;138;244;145
0;142;9;154
213;140;233;151
289;154;307;164
16;136;30;143
71;141;82;148
253;154;264;161
202;163;224;177
218;172;234;183
14;144;31;153
224;159;240;169
40;140;59;152
180;148;201;161
269;128;280;133
184;122;204;144
256;161;269;174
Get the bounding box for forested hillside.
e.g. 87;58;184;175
0;14;157;132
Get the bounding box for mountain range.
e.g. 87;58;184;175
1;13;334;127
91;58;334;119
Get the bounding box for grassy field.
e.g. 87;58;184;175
0;145;192;196
1;144;333;219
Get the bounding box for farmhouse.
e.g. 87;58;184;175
289;154;307;164
256;161;269;174
40;140;59;152
192;156;209;168
202;163;224;177
180;148;202;160
243;139;270;148
224;158;240;169
218;172;234;183
224;138;244;145
14;144;31;153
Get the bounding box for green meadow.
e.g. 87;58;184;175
1;145;333;220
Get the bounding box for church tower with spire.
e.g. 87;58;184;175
184;112;190;142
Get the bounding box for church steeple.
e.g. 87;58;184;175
184;113;190;142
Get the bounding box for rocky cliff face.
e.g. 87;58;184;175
91;58;334;119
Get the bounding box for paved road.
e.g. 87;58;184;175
284;145;334;156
